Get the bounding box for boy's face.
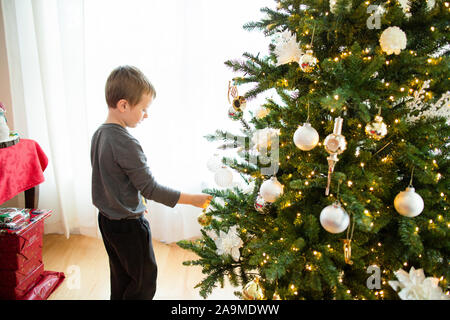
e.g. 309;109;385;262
122;93;153;128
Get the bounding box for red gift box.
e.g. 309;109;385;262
0;263;44;300
0;256;42;286
0;239;42;271
0;219;44;253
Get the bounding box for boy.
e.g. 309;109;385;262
91;65;212;300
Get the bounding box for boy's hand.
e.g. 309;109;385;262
193;194;213;209
177;193;213;208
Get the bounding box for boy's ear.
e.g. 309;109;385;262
116;99;128;112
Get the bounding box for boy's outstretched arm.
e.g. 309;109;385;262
178;193;212;209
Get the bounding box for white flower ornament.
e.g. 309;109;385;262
214;226;244;262
388;267;449;300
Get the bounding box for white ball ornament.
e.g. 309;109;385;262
293;122;319;151
214;166;233;188
394;187;424;217
260;176;284;203
320;202;350;234
380;26;407;55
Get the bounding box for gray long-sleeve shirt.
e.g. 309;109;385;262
91;123;181;220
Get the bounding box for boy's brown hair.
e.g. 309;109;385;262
105;65;156;109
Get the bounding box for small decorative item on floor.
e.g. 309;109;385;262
0;102;20;148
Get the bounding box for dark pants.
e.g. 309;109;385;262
98;213;157;300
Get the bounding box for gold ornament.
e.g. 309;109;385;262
272;292;281;300
324;117;347;196
197;210;212;227
228;81;247;112
342;216;355;265
299;50;318;73
342;239;353;265
365;115;387;140
242;278;264;300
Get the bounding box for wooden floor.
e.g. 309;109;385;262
42;234;238;300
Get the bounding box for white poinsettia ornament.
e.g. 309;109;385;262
388;267;449;300
273;30;304;66
214;226;243;262
379;26;407;55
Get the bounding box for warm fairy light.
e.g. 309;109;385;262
427;58;433;63
360;162;365;168
369;187;374;191
334;94;339;100
385;82;390;87
429;219;434;224
430;26;435;31
386;60;390;65
334;57;339;62
389;96;395;101
394;119;400;123
347;181;353;187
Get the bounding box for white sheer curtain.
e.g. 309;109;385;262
2;0;273;242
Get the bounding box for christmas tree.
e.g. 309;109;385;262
178;0;449;300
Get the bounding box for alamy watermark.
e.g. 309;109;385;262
367;5;384;30
366;265;382;289
66;264;81;290
222;131;279;176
